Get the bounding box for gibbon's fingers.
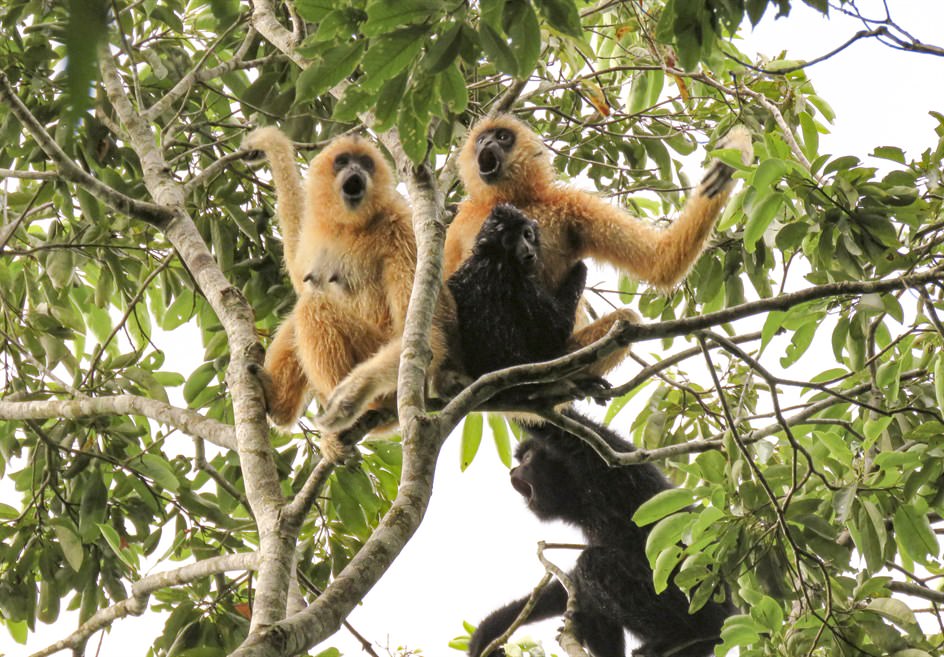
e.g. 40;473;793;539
700;124;753;198
566;307;640;376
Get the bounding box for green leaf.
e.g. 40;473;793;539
743;192;783;252
893;505;938;564
373;73;409;132
332;84;378;122
98;523;138;569
363;0;440;36
534;0;583;38
420;22;463;74
460;413;483;471
863;416;893;447
798;112;819;160
651;545;682;594
866;597;919;632
505;1;541;77
294;0;334;21
65;0;107;124
440;64;469;114
751;158;788;191
873;146;906;164
644;512;693;564
751;596;784;632
361;27;426;91
53;522;84;571
633;488;695;526
184;362;217;405
296;40;366;102
79;472;108;542
397;99;430;164
45;249;75;289
478;23;518;76
934;354;944;414
134;453;181;493
487;413;513;468
627;71;653;114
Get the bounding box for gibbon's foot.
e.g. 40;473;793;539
319;432;358;464
247;362;274;412
571;375;612;405
316;378;369;433
430;365;474;401
700;124;753;199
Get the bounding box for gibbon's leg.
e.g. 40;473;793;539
256;312;312;427
292;296;386;405
566;307;641;376
467;579;568;657
572;611;626;657
575;125;753;291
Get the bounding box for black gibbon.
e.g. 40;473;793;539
317;117;752;431
243;127;416;428
447;203;587;379
446;114;753;375
468;412;732;657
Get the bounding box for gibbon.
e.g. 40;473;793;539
468;411;732;657
446;114;753;374
448;203;587;378
317;117;751;431
244;127;416;428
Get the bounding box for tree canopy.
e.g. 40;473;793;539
1;0;943;656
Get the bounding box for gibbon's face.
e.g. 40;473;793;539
479;204;540;272
474;126;516;183
459;115;554;202
333;151;376;210
510;441;578;522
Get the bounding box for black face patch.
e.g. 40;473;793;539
333;151;374;207
475;128;517;182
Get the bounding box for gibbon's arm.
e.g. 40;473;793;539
382;237;418;334
572;126;752;290
244;127;307;292
467;580;568;657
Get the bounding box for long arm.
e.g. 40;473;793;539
244;126;307;292
468;579;568;657
571;126;752;291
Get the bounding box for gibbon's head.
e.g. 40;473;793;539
473;204;540;274
510;439;581;523
458;114;555;204
307;135;397;224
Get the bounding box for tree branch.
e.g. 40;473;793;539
536;542;589;657
0;71;174;225
0;395;235;450
98;44;287;629
30;552;259;657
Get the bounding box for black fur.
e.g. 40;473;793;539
468;411;732;657
447;204;586;379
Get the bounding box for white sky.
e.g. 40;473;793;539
3;1;944;656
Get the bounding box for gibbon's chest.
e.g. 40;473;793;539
304;240;389;322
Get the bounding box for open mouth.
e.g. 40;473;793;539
511;476;533;502
478;146;501;179
341;172;366;205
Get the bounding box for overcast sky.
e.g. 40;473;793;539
4;2;944;656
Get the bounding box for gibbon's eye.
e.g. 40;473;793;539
496;129;513;143
519;449;533;465
333;154;351;172
522;226;536;243
358;155;375;174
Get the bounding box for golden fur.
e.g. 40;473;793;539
317;116;752;432
447;114;752;372
244;127;416;427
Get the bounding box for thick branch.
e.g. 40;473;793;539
30;552;259;657
888;580;944;604
249;0;307;67
0;168;57;180
98;45;286;629
0;395;235;450
0;71;173;225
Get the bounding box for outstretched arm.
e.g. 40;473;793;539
572;126;752;291
468;579;567;657
244;126;307;292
